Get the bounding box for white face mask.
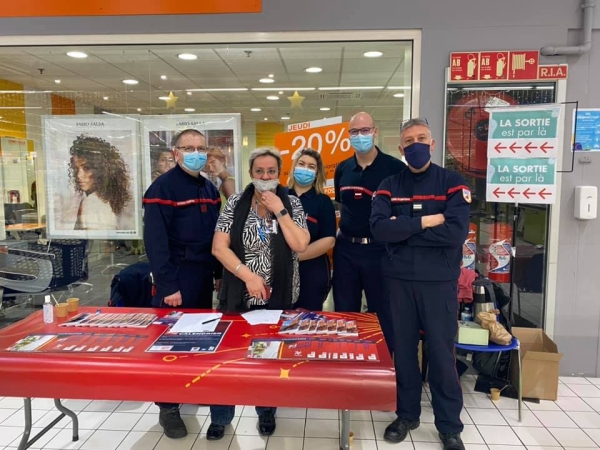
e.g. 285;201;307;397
252;179;279;193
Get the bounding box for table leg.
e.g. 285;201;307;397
340;409;350;450
55;399;79;441
16;398;33;450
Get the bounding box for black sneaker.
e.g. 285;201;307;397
159;407;188;439
439;432;465;450
258;409;276;436
383;418;420;443
207;423;225;441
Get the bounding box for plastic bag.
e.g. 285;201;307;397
477;309;512;345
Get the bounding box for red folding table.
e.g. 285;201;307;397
0;307;396;450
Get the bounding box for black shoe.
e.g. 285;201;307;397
159;407;188;439
207;423;225;441
258;410;276;436
439;432;465;450
383;418;420;443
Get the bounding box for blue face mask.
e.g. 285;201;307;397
349;134;374;154
182;151;207;172
293;167;316;186
403;142;432;170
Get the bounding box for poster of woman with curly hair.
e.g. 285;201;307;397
43;116;141;239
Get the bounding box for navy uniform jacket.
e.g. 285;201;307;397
143;164;221;298
289;187;336;245
370;163;471;282
334;148;406;238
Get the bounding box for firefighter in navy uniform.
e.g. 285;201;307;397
333;112;405;351
370;118;470;450
143;129;222;440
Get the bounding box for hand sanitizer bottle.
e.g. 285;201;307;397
43;295;54;324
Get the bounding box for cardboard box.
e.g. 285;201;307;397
456;321;489;346
510;327;563;401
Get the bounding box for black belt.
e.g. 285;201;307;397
338;232;372;245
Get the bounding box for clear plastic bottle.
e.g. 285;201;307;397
43;295;54;324
460;305;473;322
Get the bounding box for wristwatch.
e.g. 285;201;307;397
275;208;289;219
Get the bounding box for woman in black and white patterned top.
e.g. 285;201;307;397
208;147;309;440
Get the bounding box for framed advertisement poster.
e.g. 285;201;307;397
140;114;242;193
43;115;141;239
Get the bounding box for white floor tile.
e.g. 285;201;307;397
463;393;495;409
527;400;561;411
8;426;60;448
270;418;305;438
461;408;473;425
178;405;211;416
74;411;112;430
339;439;378;450
558;384;578;397
114;402;152;414
419;407;434;423
241;406;258;417
307;409;339;420
412;444;448;450
99;412;143;431
585;398;600;413
44;428;95;449
501;409;544;427
524;446;567;450
467;408;508;425
372;420;387;440
302;438;342;450
0;408;17;425
79;429;128;450
488;446;526;449
349;420;375;440
513;427;560;446
276;408;307;419
533;410;578;428
588;378;600;386
347;410;372;421
461;424;486;444
410;423;440;442
584;428;600;446
131;413;162;433
305;418;339;439
1;408;46;428
0;398;24;409
477;424;521;445
568;384;600;398
235;416;261;436
154;433;200;450
116;431;162;450
31;398;58;410
371;411;396;422
266;436;303;450
492;396;520;410
461;378;477;393
548;427;598;447
181;415;207;434
190;433;233;450
566;411;600;428
83;400;121;413
0;426;26;446
561;377;592;385
61;400;92;412
228;434;268;450
556;396;595;412
35;410;72;429
375;441;415;449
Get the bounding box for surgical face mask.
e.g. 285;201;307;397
181;151;207;172
252;178;279;192
293;167;316;186
349;134;374;154
403;142;432;170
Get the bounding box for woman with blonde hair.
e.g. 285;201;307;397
288;148;336;310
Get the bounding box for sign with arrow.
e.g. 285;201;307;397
486;105;560;205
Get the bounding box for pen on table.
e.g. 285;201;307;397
202;317;220;325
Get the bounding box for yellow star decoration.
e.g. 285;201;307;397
164;91;179;109
279;368;291;379
287;91;305;109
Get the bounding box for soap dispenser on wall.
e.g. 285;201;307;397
574;186;598;220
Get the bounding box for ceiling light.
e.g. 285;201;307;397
393;93;405;98
280;116;290;120
363;51;383;58
122;79;139;85
305;67;323;73
178;53;197;60
264;117;268;121
387;86;412;90
266;95;279;100
251;108;262;112
320;107;331;111
54;80;61;84
186;88;248;92
103;96;109;100
318;86;384;90
158;96;170;100
187;92;192;96
185;108;195;112
67;51;88;58
160;75;167;80
251;87;315;91
260;78;275;84
278;91;284;95
136;108;142;112
268;74;274;78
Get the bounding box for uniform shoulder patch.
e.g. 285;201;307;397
463;188;472;204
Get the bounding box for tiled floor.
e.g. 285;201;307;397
1;376;600;449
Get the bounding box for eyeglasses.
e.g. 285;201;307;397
252;169;278;177
400;117;429;132
348;127;374;137
175;146;207;153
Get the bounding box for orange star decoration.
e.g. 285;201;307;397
164;91;179;109
279;368;291;379
287;91;305;109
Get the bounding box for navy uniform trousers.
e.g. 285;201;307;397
386;278;463;434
